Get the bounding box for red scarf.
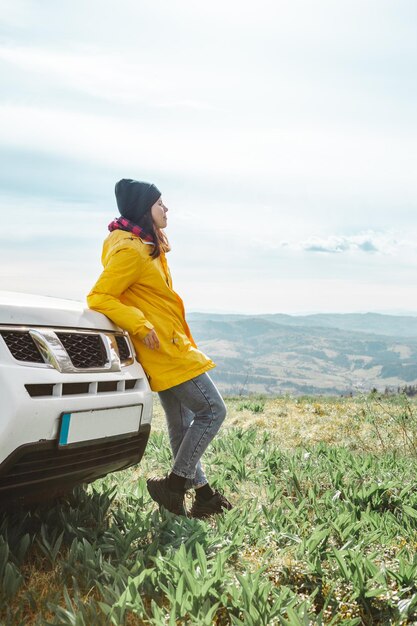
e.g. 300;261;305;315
108;217;154;243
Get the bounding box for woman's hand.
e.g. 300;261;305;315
142;329;160;350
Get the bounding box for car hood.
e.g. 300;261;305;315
0;291;119;331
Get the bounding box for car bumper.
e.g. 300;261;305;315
0;423;151;502
0;356;153;501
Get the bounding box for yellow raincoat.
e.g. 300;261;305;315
87;230;215;391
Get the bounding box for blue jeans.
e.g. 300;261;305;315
158;373;227;489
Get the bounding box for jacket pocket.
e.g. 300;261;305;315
171;330;191;352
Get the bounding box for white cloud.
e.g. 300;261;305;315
0;196;108;241
301;232;397;255
0;0;34;28
1;102;416;199
0;44;217;110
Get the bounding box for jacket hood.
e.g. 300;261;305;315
102;229;154;266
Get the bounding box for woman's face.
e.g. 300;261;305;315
151;197;168;229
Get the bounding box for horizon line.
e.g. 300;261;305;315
187;309;417;317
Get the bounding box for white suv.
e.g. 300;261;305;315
0;291;152;503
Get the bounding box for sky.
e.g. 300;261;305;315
0;0;416;315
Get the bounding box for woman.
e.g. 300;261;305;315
87;178;232;518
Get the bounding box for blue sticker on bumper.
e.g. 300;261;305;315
59;413;71;446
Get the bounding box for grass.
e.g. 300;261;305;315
2;394;417;624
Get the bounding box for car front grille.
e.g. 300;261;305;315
1;331;44;363
25;378;140;397
115;335;131;361
56;332;107;368
0;329;133;370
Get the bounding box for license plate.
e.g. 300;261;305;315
59;404;143;447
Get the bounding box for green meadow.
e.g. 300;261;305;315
2;394;417;625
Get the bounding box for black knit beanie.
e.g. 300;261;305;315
114;178;161;223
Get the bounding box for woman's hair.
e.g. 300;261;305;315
136;209;170;259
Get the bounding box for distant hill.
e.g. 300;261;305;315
188;312;417;338
187;312;417;396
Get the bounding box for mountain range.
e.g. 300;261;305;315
186;312;417;396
